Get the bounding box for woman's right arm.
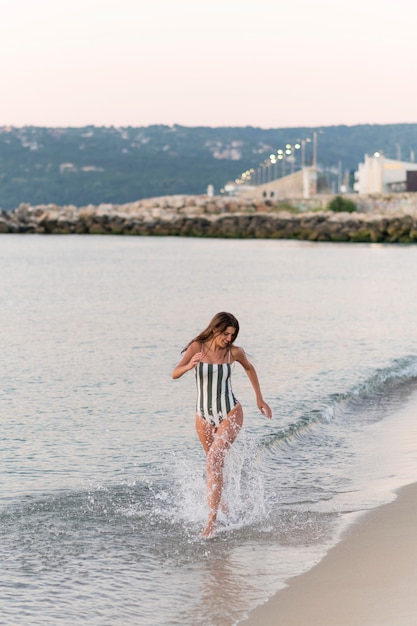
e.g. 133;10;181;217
172;342;202;379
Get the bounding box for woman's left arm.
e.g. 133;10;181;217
234;347;272;419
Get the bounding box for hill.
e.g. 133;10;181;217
1;124;417;210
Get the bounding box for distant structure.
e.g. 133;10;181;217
224;167;317;201
354;153;417;194
223;134;319;201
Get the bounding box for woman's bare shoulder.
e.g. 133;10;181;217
231;345;245;360
231;345;253;368
185;340;201;355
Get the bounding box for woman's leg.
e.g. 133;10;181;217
202;404;243;537
195;413;215;454
195;414;227;515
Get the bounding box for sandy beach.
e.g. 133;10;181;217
240;482;417;626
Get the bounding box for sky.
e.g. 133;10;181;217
1;0;417;129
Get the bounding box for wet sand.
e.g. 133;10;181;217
240;482;417;626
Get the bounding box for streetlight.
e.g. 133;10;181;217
277;149;284;178
270;153;277;180
261;162;267;184
300;139;307;167
285;146;294;174
294;143;301;171
267;159;272;183
281;152;286;176
304;137;312;165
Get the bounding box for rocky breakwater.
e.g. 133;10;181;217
2;195;417;243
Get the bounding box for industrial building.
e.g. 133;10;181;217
354;153;417;194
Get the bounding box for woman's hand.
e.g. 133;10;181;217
258;400;272;420
172;348;202;379
188;351;202;370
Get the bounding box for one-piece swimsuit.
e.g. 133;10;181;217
195;348;238;428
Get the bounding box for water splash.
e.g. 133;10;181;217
169;431;270;538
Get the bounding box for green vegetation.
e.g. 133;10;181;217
272;202;300;213
328;195;357;213
1;123;417;210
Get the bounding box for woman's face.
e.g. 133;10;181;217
215;326;236;348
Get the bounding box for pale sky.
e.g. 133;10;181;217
1;0;416;128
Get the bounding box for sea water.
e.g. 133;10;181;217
1;234;417;625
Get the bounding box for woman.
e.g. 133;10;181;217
172;312;272;538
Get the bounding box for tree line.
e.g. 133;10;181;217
1;123;416;210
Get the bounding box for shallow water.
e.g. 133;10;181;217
1;235;417;624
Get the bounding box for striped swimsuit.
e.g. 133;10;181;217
195;354;238;428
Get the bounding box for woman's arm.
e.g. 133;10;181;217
172;341;202;380
233;346;272;419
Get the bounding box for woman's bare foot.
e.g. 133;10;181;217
201;513;217;538
220;500;229;516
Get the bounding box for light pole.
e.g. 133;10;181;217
260;162;264;184
285;145;293;174
270;154;277;180
277;149;284;177
294;143;301;171
267;160;272;183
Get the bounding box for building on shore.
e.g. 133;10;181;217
223;151;417;203
224;166;317;201
354;153;417;194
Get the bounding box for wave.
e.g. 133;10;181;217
262;354;417;451
330;354;417;421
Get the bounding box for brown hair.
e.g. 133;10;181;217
183;312;239;352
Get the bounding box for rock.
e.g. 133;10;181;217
3;194;417;242
0;217;10;233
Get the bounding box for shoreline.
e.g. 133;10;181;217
239;481;417;626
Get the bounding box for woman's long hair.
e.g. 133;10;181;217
183;312;239;352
